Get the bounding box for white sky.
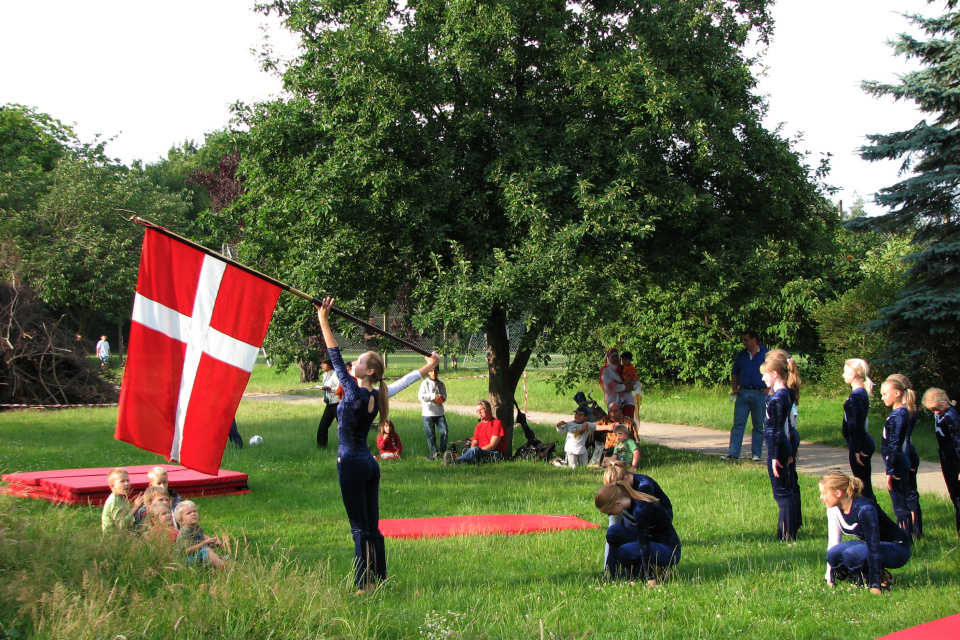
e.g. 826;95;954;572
0;0;935;216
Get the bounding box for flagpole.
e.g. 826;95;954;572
122;213;432;357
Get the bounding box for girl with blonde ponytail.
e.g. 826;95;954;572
879;374;916;539
317;297;439;594
595;481;680;585
923;388;960;537
819;470;911;594
841;359;876;499
759;349;802;541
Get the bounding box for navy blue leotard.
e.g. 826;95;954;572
842;387;875;499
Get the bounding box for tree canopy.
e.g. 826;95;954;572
854;0;960;389
232;0;840;447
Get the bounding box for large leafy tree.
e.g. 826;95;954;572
235;0;837;448
855;0;960;389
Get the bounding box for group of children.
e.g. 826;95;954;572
101;466;226;568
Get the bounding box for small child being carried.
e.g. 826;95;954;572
376;419;403;459
174;501;226;568
556;405;597;469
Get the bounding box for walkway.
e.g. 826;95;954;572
242;393;949;497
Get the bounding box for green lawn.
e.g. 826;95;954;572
1;401;959;639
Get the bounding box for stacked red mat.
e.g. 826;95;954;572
1;464;249;505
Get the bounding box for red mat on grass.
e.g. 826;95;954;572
1;464;249;505
876;613;960;640
379;514;599;539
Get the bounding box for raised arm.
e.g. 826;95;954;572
387;352;440;397
314;297;338;349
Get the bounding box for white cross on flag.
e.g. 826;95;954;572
116;229;282;475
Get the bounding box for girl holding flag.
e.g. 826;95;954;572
316;297;438;594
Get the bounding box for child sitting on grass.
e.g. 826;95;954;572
147;466;181;510
555;405;597;469
145;503;179;544
174;501;226;568
101;467;144;532
134;485;172;529
603;425;640;469
376;420;403;459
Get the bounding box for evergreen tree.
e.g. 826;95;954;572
854;0;960;389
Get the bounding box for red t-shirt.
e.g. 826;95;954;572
472;419;507;453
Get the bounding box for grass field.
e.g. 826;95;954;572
1;397;959;639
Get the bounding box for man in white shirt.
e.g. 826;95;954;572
316;358;340;448
95;335;111;369
418;368;448;459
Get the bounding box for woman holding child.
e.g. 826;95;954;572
316;297;439;594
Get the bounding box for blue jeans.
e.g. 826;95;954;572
455;447;503;464
423;415;449;456
729;388;765;458
337;453;385;587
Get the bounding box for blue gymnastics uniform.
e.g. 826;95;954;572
605;499;680;581
905;410;922;538
881;407;913;538
841;387;875;499
933;406;960;535
764;387;797;540
788;390;802;533
825;497;911;589
632;474;674;522
330;346;385;588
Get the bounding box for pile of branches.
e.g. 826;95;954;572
0;283;118;405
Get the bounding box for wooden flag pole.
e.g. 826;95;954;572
122;213;432;356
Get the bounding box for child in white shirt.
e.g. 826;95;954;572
556;406;597;469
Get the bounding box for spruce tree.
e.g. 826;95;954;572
854;0;960;388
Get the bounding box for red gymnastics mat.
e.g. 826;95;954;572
876;613;960;640
1;464;249;506
379;514;599;539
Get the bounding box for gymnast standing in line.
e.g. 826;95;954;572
891;373;923;538
841;359;876;500
819;470;911;593
922;388;960;538
760;349;801;541
316;297;439;594
879;374;915;539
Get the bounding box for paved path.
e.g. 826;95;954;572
243;393;949;498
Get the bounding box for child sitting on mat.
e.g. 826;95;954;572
145;503;179;544
556;405;597;469
147;466;181;510
377;420;403;459
101;467;144;532
175;501;226;568
134;485;172;529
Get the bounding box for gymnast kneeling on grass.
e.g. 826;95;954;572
595;481;680;585
819;470;910;594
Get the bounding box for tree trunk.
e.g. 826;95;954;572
484;306;534;458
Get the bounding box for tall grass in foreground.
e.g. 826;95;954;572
2;404;959;639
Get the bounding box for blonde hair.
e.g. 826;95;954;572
146;503;172;528
883;374;916;416
173;500;197;525
360;351;389;429
142;485;170;507
147;466;168;484
760;349;802;405
603;461;633;485
922;387;954;411
819;470;863;499
594;481;659;514
106;467;128;483
844;358;875;396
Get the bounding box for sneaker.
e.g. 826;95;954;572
752;455;762;462
719;454;738;460
442;450;456;466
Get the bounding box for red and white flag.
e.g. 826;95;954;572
116;229;282;475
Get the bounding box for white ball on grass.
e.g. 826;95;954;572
249;435;264;446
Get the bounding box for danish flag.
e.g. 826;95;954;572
116;229;282;474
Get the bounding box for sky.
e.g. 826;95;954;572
0;0;935;216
